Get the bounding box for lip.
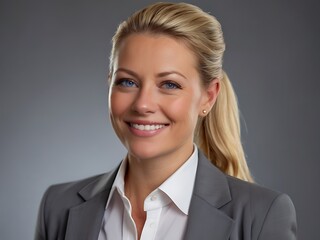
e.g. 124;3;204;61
125;120;169;137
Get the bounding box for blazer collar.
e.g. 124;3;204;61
65;166;119;240
184;151;234;240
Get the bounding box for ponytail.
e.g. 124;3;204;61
196;71;253;182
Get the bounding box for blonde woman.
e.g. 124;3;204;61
35;3;297;240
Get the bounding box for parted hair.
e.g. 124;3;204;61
109;2;253;182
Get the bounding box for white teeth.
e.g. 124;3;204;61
131;123;165;131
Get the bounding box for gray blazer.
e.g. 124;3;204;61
35;151;297;240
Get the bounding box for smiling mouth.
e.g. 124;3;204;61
129;123;168;131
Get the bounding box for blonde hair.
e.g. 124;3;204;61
109;2;253;182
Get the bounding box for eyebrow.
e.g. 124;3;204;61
158;71;187;80
114;68;139;78
114;68;188;80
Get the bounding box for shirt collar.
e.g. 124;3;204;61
106;145;199;215
105;157;127;209
158;146;198;215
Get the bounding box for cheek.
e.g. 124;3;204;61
109;92;129;118
164;94;201;124
109;92;130;142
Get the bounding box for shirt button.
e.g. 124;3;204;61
150;222;156;228
151;195;157;201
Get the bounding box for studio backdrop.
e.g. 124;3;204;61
1;0;319;239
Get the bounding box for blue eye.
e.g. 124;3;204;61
162;81;181;89
116;79;137;88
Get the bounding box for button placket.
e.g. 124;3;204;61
140;207;162;240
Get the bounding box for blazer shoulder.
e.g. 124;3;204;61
225;175;292;216
226;175;281;203
35;169;118;240
225;176;297;239
43;169;116;216
47;174;105;197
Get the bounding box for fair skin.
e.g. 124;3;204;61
109;33;220;238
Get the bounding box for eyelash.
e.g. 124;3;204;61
114;79;138;88
114;78;182;90
161;81;182;90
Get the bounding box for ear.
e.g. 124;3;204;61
199;78;220;116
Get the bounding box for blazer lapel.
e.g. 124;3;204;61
63;153;233;239
65;167;119;240
184;151;234;240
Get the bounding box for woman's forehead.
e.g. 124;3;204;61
113;33;198;75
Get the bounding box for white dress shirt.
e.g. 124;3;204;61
98;146;198;240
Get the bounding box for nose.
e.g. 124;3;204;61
131;86;158;115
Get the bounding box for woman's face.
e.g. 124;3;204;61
109;33;217;162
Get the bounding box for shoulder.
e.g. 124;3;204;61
195;151;297;238
226;175;283;207
225;175;295;214
41;174;102;219
196;150;292;210
224;176;297;239
46;174;105;197
41;169;118;220
197;150;295;218
44;174;104;205
35;170;118;240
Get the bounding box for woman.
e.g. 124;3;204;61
35;2;297;240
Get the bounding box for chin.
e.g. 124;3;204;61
127;147;160;161
125;141;169;161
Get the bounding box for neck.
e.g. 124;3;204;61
124;144;194;202
123;144;194;237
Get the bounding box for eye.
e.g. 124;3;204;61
161;81;182;89
114;79;138;88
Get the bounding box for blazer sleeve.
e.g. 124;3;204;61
34;187;50;240
257;193;297;240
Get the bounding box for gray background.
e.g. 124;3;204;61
1;0;319;239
